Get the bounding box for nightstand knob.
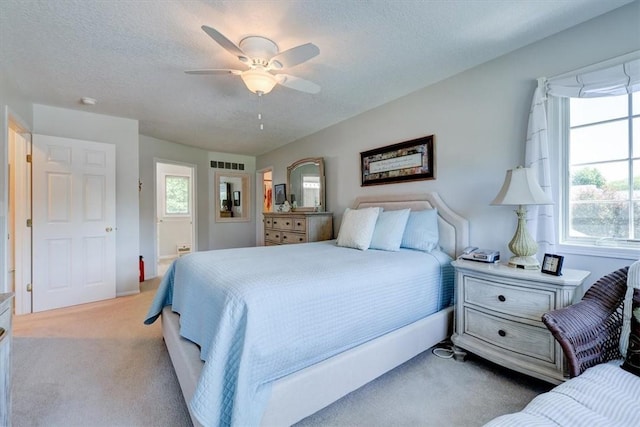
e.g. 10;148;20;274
498;329;506;337
498;295;506;302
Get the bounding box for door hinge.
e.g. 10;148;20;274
26;283;32;292
26;154;32;163
26;219;32;227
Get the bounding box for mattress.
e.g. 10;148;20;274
145;240;453;426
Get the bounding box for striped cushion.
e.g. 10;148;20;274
484;361;640;426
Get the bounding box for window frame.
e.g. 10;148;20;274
552;94;640;258
163;174;191;217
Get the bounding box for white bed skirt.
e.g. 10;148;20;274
161;305;453;427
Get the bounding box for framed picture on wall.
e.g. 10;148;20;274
274;183;286;205
360;135;435;186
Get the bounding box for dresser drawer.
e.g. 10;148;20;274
291;217;306;232
264;217;273;228
264;229;282;244
464;276;555;321
464;308;555;363
272;217;294;230
281;231;307;244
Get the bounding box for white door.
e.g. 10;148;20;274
32;134;116;312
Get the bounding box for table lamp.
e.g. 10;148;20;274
491;166;552;270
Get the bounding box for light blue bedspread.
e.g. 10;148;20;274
145;240;453;427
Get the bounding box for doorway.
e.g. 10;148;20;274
256;168;273;246
155;161;196;277
8;117;32;314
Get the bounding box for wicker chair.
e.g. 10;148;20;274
542;266;629;378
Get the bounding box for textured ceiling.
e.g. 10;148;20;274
0;0;633;155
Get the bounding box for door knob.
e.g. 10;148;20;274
105;227;113;232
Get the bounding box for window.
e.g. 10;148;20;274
562;91;639;247
165;175;190;216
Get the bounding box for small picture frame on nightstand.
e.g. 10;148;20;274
541;253;564;276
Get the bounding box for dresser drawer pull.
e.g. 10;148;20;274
297;222;302;226
273;220;278;225
298;237;304;242
498;329;506;337
0;327;5;342
283;235;287;240
285;221;290;226
498;295;506;302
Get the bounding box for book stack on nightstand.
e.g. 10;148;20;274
450;260;590;384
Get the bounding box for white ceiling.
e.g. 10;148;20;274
0;0;633;155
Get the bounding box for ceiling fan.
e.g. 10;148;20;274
186;25;321;95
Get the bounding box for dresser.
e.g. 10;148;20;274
0;293;13;425
263;212;333;245
451;260;590;384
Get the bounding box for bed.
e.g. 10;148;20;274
145;193;469;427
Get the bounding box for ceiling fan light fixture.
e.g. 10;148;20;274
241;69;277;94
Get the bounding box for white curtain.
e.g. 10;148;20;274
525;80;555;256
546;54;640;98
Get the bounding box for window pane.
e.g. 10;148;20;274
165;176;189;214
570;161;629;202
569;200;629;239
570;95;628;126
569;120;628;164
634;117;640;157
633;91;640;114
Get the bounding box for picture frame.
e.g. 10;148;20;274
360;135;435;186
233;191;241;206
274;183;286;205
541;253;564;276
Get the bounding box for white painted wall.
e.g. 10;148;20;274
32;104;140;296
257;3;640;289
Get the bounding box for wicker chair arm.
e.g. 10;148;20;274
542;266;628;378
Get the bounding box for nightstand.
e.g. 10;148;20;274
451;260;590;384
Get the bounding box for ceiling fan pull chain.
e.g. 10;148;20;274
257;92;265;131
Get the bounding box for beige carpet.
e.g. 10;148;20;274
11;278;551;426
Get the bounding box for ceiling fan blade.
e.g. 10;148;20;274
275;74;321;94
201;25;248;62
268;43;319;69
185;69;242;75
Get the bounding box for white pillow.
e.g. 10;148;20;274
370;209;411;251
401;209;439;252
621;260;640;357
336;207;381;250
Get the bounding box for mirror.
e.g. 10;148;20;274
287;157;325;211
215;172;250;222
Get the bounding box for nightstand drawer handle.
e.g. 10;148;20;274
498;329;506;337
498;295;506;302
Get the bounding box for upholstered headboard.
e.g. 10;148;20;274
351;193;469;259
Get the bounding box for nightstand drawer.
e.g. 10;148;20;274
281;231;307;244
464;308;555;363
464;276;555;321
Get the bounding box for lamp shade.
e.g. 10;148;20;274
491;166;552;206
241;69;278;94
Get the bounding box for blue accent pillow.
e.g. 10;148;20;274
370;209;411;251
401;209;439;252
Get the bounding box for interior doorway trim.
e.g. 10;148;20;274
154;158;197;279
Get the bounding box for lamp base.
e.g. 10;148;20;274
507;255;540;270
